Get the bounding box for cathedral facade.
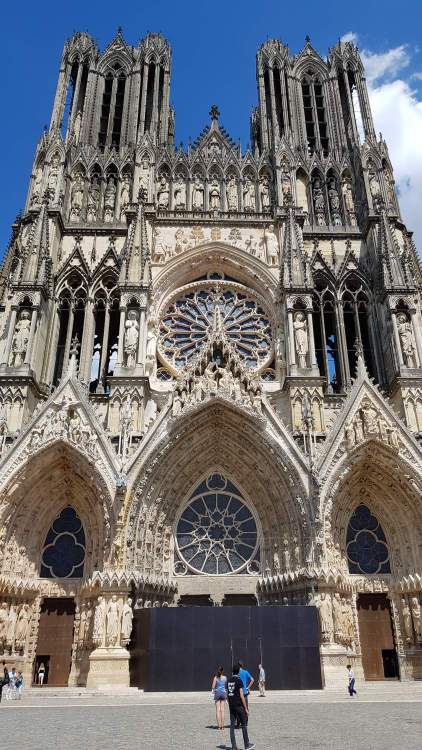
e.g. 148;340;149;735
0;28;422;688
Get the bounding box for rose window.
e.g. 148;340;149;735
175;474;259;575
346;504;390;575
159;285;272;372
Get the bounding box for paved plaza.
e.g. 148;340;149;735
1;685;422;749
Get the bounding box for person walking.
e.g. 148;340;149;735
7;668;17;700
211;665;227;731
0;661;8;703
347;664;357;697
16;671;24;700
236;661;254;727
38;662;45;686
227;663;255;750
258;664;266;697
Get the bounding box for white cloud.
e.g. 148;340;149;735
343;33;422;251
341;31;358;45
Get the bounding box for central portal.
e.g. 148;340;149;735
130;605;322;691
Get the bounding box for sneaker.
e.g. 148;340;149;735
246;744;255;749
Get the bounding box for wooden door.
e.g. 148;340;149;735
357;594;397;680
35;598;75;686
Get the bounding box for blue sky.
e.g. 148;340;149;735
2;0;422;253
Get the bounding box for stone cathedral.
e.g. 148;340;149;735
0;27;422;689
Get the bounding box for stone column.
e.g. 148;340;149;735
391;311;404;368
62;305;75;372
24;308;39;366
307;308;317;368
138;61;149;137
98;303;111;391
69;62;83;135
410;310;422;368
137;307;147;365
268;65;278;145
79;298;95;384
116;307;126;366
287;309;296;367
2;307;18;365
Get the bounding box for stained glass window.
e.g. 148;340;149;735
40;506;86;579
159;286;272;371
175;473;259;575
346;504;390;575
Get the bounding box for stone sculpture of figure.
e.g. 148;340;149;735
173;176;186;209
397;313;417;368
73;110;82;144
218;364;234;394
11;310;31;367
341;175;356;225
402;597;413;642
121;597;133;645
262;224;279;265
273;543;281;574
318;592;334;643
226;175;238;211
332;593;343;643
157;176;169;208
6;604;17;650
209;178;221;210
260;175;271;210
385;171;396;211
411;596;421;641
280;164;292;201
172;387;183;417
361;403;379;436
106;595;120;646
282;538;290;571
146;324;157;362
243;178;256;211
48;154;60;199
138;158;150;197
15;603;30;650
69;411;82;443
32;166;43;204
313;179;326;226
87;176;101;223
293;312;309;369
192;175;204;209
104;176;117;222
369;168;381;209
203;361;217;392
328;179;342;225
120;173;131;218
92;596;106;645
70;173;84;220
0;602;8;650
124;311;139;368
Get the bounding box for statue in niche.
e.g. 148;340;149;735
70;173;84;220
120;173;132;218
282;538;290;571
385;171;396;211
192;175;204;209
15;603;30;650
0;418;8;455
261;224;279;265
397;313;417;368
156;175;169;208
10;310;31;367
6;604;17;650
369;167;381;210
48;154;60;199
124;311;139;368
173;175;186;209
31;166;43;204
121;597;133;645
104;176;117;222
293;312;309;369
332;592;343;642
341;175;356;226
273;543;281;574
318;592;333;643
87;176;100;223
243;177;256;211
226;175;238;211
138;159;150;197
402;597;413;642
260;175;271;210
106;595;120;646
313;179;325;226
328;179;342;225
209;177;221;210
0;602;8;650
146;323;157;362
411;596;421;641
73;110;82;144
280;164;292;202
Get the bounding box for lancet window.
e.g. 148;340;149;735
53;273;87;384
312;283;341;391
341;278;375;380
90;274;120;393
346;504;390;575
98;65;127;150
40;506;86;579
301;72;329;156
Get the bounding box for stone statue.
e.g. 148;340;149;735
313;179;326;226
32;167;43;204
87;176;100;223
70;173;84;220
385;171;396;211
92;596;106;645
402;597;413;642
139;159;150;197
173;176;186;209
146;324;157;362
48;154;60;198
73;110;82;143
104;176;117;222
15;603;30;650
121;597;133;645
369;168;381;209
124;311;139;368
293;312;308;369
226;176;238;211
6;604;17;650
280;164;292;201
332;592;343;643
328;179;342;225
106;595;120;646
282;538;290;571
157;176;169;208
342;175;356;225
192;175;204;209
262;224;279;265
318;592;333;643
273;543;281;574
397;313;417;368
209;178;221;210
11;310;31;367
411;596;421;641
0;602;8;650
120;173;131;218
260;175;271;210
243;178;256;211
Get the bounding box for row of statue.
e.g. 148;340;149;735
29;399;97;456
0;601;31;654
156;172;273;212
270;536;301;575
401;595;422;644
368;161;397;213
311;176;356;227
92;595;133;648
312;591;355;647
344;399;400;451
70;173;132;223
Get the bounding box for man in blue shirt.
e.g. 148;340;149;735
236;660;254;727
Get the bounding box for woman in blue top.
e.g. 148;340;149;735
211;665;227;731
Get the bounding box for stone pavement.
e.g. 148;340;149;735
1;684;422;749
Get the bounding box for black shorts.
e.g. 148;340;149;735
229;705;247;726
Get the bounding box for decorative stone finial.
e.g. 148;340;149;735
68;334;80;376
209;104;220;121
